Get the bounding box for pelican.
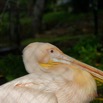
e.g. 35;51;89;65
0;42;103;103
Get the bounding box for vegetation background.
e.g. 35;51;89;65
0;0;103;102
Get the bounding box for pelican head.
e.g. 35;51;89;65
23;42;68;73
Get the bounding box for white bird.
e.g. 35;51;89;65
0;42;103;103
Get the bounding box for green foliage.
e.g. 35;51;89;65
43;11;84;24
71;35;103;70
43;11;70;25
0;54;27;81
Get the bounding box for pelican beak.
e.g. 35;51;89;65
67;56;103;83
40;53;103;83
55;54;103;83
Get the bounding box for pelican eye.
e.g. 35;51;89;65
50;50;54;53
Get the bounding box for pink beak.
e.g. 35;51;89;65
67;56;103;83
58;53;103;83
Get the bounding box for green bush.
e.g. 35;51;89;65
71;35;103;70
43;11;84;27
0;54;27;81
72;36;103;70
43;11;70;23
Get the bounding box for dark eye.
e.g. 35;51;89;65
50;50;54;53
